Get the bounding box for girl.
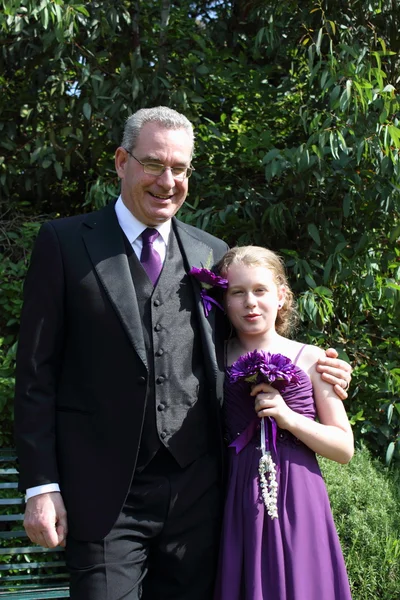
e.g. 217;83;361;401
214;246;353;600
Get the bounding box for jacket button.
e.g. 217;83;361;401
160;431;167;439
137;376;146;385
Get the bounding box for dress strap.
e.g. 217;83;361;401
293;343;307;365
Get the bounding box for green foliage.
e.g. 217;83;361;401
0;1;399;464
0;207;41;446
320;445;400;600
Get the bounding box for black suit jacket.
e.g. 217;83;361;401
14;201;229;540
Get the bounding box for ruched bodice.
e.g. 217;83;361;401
223;366;315;447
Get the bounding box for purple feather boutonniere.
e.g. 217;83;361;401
189;267;228;316
228;349;300;519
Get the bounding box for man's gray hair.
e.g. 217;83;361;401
121;106;195;157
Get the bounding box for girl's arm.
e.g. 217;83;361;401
252;346;354;464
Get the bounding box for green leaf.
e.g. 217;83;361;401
343;194;351;218
307;223;321;245
54;162;63;180
83;102;92;120
329;85;341;108
75;5;90;17
305;274;317;288
385;441;395;465
263;148;280;162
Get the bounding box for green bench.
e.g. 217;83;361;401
0;449;69;599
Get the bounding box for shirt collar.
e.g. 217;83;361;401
115;196;171;245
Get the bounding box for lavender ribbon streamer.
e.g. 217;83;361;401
200;288;224;316
229;416;278;458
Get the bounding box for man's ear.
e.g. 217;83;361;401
115;147;129;179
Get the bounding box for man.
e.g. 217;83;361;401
14;106;351;599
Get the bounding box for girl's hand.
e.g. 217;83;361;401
251;383;295;430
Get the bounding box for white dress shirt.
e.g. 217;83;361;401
25;196;171;500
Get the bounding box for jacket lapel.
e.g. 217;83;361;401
82;202;148;369
173;220;220;387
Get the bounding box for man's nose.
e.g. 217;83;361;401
156;167;176;188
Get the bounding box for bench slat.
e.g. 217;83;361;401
0;547;63;555
0;589;69;599
0;531;27;540
0;561;65;571
2;574;68;583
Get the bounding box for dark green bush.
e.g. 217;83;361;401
320;445;400;600
0;212;41;446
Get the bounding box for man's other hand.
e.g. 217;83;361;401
317;348;352;400
24;491;68;548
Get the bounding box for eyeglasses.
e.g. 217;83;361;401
125;150;194;180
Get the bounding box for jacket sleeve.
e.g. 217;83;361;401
14;222;65;492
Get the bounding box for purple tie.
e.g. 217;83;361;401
140;228;162;286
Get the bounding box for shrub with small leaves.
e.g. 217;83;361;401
320;445;400;600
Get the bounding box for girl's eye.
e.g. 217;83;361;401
230;290;243;295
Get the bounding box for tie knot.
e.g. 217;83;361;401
141;228;159;245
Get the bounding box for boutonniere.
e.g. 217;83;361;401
188;266;228;316
228;350;300;519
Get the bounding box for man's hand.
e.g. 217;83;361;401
317;348;352;400
24;492;68;548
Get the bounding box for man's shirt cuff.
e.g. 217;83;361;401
25;483;61;502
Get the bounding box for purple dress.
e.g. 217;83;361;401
214;352;352;600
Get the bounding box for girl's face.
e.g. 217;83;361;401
225;263;285;338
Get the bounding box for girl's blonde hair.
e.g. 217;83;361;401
217;246;298;336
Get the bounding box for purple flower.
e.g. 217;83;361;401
189;267;228;289
228;349;300;390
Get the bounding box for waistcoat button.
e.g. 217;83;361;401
160;431;167;439
157;403;166;412
153;299;161;307
154;323;162;332
155;348;164;357
156;375;165;384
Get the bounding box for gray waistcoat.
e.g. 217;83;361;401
125;227;215;469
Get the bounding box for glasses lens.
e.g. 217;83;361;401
143;163;164;176
170;167;187;179
142;163;191;180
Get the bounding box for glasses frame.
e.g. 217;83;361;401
125;149;194;180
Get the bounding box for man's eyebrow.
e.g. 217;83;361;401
140;154;189;166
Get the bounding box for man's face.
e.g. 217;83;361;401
115;122;193;226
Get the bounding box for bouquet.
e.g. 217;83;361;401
228;349;300;519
